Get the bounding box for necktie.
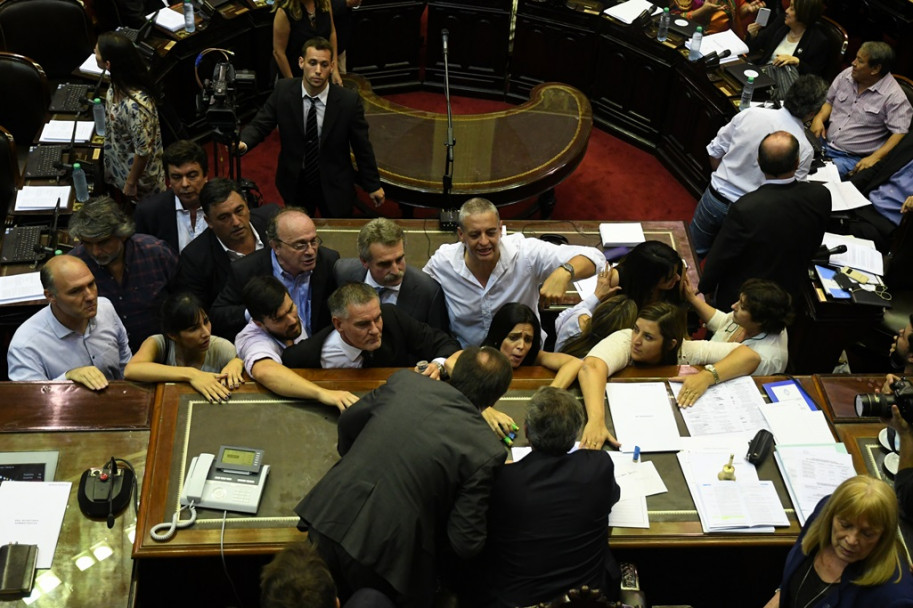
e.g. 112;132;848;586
375;286;387;299
303;96;320;186
361;349;373;368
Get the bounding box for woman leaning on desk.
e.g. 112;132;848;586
763;475;913;608
272;0;344;85
685;277;792;375
746;0;829;78
576;302;761;450
94;32;165;201
125;293;244;403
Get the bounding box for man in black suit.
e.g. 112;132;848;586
484;387;620;607
173;178;276;311
282;282;459;371
238;36;384;217
210;207;338;339
134;140;209;253
295;346;513;608
334;218;449;331
700;131;831;308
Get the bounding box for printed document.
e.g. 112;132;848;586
607;382;682;452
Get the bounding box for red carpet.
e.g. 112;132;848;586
236;90;697;221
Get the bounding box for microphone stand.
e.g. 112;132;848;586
441;28;455;209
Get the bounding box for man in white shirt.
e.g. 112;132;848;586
423;198;604;347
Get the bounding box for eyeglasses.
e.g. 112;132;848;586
275;236;322;251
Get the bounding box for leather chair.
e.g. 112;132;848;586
816;16;848;81
0;0;94;81
0;125;20;220
0;52;49;149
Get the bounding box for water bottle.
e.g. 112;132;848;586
657;8;670;42
689;26;703;61
73;162;89;203
92;98;106;137
740;76;756;111
183;0;195;33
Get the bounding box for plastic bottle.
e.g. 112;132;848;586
740;76;756;111
657;8;670;42
73;163;89;202
689;26;703;61
183;0;195;33
92;98;106;137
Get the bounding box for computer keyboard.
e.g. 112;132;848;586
24;145;66;180
0;225;43;265
49;83;93;114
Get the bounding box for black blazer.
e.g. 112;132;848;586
239;80;381;217
172;205;277;312
282;304;459;368
333;258;450;332
851;131;913;196
295;370;505;599
209;245;339;340
747;16;829;77
134;190;181;252
699;180;831;308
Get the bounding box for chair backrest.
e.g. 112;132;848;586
0;125;20;221
894;74;913;108
0;52;49;148
816;16;848;82
0;0;94;81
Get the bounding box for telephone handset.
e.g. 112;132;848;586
180;453;214;506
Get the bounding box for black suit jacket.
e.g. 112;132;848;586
239;80;381;217
486;450;620;608
295;370;505;599
699;180;831;308
333;259;450;332
747;16;829;77
209;245;339;340
134;190;182;252
282;304;459;368
171;205;277;312
851;131;913;196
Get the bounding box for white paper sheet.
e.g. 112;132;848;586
0;481;71;569
39;120;94;144
821;232;884;276
608;495;650;528
672;377;768;436
604;0;653;24
14;186;71;211
599;222;645;247
606;382;682;452
759;403;836;445
697;480;788;530
150;7;186;32
78;53;104;77
608;453;668;499
774;444;855;525
0;273;44;305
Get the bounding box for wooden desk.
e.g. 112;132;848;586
0;381;155;608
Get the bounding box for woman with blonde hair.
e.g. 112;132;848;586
763;475;913;608
273;0;343;84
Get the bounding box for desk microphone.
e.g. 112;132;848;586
79;69;108;108
441;29;449;55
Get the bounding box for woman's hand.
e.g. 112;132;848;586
772;54;799;67
579;419;620;450
594;264;621;301
189;370;232;403
123;179;138;198
220;358;244;390
673;371;715;407
747;22;762;37
482;407;516;440
682;272;699;304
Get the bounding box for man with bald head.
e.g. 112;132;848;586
7;256;131;389
699;131;831;308
210;207;339;339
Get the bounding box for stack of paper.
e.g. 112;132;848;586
671;377;769;436
78;53;104;77
607;382;682;452
608;452;666;529
0;273;44;305
39;121;94;144
603;0;655;24
808;162;870;212
150;7;186;32
759;400;835;445
14;186;71;212
774;444;856;525
821;232;884;276
686;29;749;60
599;223;645;247
0;481;71;569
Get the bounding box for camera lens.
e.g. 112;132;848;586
854;393;895;418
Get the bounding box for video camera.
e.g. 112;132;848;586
855;377;913;425
196;51;256;141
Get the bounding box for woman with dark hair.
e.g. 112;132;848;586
94;31;164;200
686;277;793;375
125;293;243;402
272;0;343;83
763;475;913;608
482;303;583;389
577;302;761;449
747;0;828;77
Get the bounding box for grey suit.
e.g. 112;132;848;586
333;258;450;332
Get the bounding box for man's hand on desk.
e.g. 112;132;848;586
579;420;620;450
482;407;516;440
672;371;714;407
318;389;360;411
65;366;109;391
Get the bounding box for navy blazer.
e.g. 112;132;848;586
240;79;381;217
333;258;450;332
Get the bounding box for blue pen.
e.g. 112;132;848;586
633;446;641;462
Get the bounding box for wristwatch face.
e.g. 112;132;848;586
560;263;574;278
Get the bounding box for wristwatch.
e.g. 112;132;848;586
704;363;720;385
559;263;575;279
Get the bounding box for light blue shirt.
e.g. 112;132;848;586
271;250;313;337
7;297;131;382
869;156;913;226
235;318;306;375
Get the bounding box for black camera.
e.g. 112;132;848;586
855;378;913;425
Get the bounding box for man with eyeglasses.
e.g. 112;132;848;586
211;207;339;339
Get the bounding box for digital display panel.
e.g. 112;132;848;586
221;448;256;466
